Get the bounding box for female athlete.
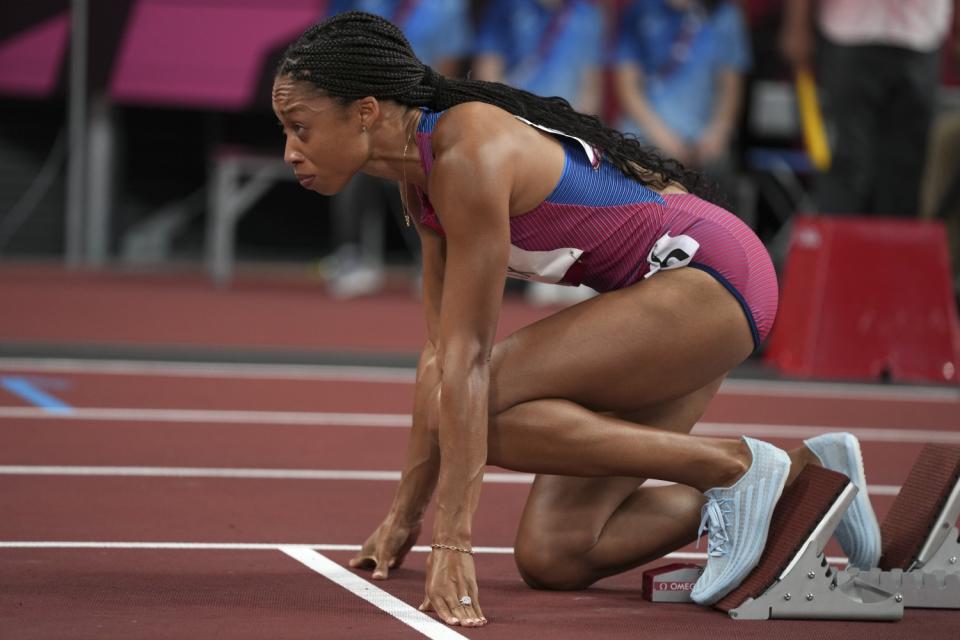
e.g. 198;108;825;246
272;11;881;628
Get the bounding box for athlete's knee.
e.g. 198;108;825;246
487;336;524;417
514;529;595;591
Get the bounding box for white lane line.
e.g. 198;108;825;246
0;541;513;554
0;358;417;383
0;540;850;566
0;465;531;484
0;464;903;496
0;541;320;550
1;405;957;444
718;378;960;402
692;422;960;444
1;357;957;402
0;406;411;427
280;545;468;640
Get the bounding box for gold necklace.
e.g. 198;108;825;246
399;110;421;228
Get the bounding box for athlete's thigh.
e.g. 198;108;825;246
489;267;753;415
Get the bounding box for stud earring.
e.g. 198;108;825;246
361;124;367;133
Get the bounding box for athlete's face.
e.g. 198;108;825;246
272;76;367;196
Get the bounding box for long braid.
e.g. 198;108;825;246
278;11;708;197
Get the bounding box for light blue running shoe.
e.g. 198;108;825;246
691;437;791;606
803;432;881;569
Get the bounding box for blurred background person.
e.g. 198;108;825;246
473;0;605;114
613;0;752;216
473;0;605;305
323;0;472;298
780;0;955;217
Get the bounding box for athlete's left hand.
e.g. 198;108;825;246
419;548;487;627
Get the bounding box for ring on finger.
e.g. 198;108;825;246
458;595;472;607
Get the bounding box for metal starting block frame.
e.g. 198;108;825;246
847;470;960;609
729;482;904;621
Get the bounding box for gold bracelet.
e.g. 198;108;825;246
430;543;473;555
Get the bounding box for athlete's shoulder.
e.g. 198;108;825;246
431;102;525;162
432;102;515;143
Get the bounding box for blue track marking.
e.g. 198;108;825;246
1;377;73;414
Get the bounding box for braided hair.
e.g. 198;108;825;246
277;11;707;196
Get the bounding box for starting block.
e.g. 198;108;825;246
717;465;904;620
846;444;960;609
641;444;960;619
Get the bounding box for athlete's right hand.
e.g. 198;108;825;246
348;516;422;580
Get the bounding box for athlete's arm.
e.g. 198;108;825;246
427;109;510;554
387;211;446;527
348;188;445;579
412;108;509;624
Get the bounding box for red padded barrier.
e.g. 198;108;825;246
111;0;324;109
765;216;960;384
0;12;69;98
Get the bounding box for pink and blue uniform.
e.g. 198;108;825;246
413;108;778;349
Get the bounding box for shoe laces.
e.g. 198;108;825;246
697;497;733;557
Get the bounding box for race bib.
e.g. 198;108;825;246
645;232;699;278
507;244;583;285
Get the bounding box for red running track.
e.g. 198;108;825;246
0;264;555;354
1;363;959;639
